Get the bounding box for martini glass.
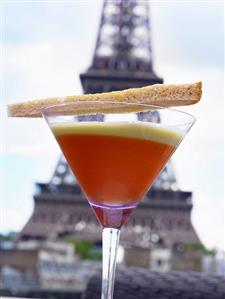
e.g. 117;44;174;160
42;101;195;299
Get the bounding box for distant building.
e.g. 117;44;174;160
202;253;225;276
0;240;100;297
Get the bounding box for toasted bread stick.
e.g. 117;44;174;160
7;82;202;117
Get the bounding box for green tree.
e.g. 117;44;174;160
65;237;102;260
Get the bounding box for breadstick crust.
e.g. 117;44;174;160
7;82;202;118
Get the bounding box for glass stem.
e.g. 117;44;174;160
101;228;121;299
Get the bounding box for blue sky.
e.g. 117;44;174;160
2;1;224;250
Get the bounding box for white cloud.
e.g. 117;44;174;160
2;206;33;233
4;41;83;101
192;188;224;251
151;2;224;69
3;115;60;154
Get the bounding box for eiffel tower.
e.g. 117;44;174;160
20;0;200;251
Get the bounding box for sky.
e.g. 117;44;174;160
1;1;224;251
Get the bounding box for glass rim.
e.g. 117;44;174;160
41;100;196;123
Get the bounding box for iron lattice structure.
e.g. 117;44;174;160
54;0;175;191
20;0;200;250
80;0;162;93
93;0;154;72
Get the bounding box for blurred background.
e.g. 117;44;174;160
1;0;224;298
